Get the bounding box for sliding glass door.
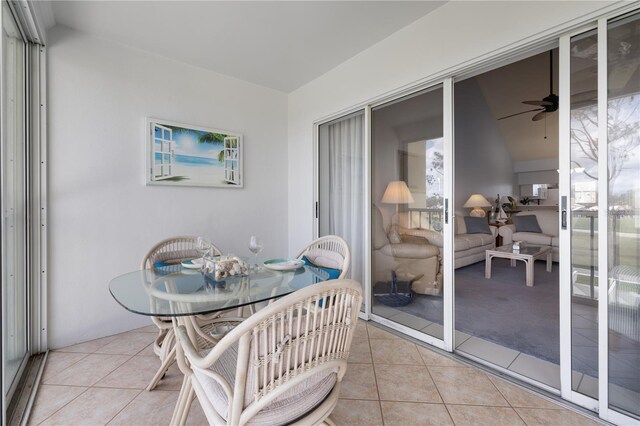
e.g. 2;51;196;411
561;9;640;423
1;2;29;404
369;84;453;347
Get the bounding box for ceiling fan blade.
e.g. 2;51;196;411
523;100;553;106
497;108;544;120
532;111;548;121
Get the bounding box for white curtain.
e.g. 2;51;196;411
327;114;364;284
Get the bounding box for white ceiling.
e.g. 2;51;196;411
49;1;446;93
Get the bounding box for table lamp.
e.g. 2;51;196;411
464;194;491;217
382;181;414;225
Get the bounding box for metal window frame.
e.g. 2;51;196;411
1;0;47;422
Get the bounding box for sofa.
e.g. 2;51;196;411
398;213;497;269
498;210;559;262
372;206;442;295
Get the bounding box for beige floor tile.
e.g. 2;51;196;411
429;367;508;406
514;407;600;426
137;343;156;357
95;355;165;389
375;364;441;403
330;399;383;426
508;353;560;389
54;335;118;354
446;404;525;426
340;363;378;400
457;336;520;368
348;337;372;364
366;324;401;340
28;385;87;425
41;352;88;381
380;401;453;426
370;338;422;365
39;387;140;425
94;332;155;356
43;354;131;387
154;361;185;391
416;345;465;367
185;397;209;426
108;389;178;425
133;324;161;333
352;321;368;340
488;376;562;410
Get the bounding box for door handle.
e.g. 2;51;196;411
445;198;449;224
561;196;567;230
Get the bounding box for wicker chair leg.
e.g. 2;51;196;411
159;329;175;360
322;417;337;426
146;344;176;391
171;375;192;426
177;385;195;426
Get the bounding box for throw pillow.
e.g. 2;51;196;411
463;216;491;234
512;215;543;233
301;256;341;279
387;225;402;244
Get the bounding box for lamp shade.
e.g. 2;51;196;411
382;181;414;204
464;194;491;218
463;194;491;208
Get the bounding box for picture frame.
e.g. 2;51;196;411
145;118;243;188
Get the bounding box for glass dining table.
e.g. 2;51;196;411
109;263;329;424
109;264;329;318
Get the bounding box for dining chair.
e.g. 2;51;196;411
295;235;351;279
141;235;224;391
174;279;363;426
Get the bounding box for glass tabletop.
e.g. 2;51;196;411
494;245;546;255
109;265;328;317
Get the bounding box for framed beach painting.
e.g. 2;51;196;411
145;118;243;188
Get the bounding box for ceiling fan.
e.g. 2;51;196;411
498;51;558;121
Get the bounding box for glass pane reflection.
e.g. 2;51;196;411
607;12;640;419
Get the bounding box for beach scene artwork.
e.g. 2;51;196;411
146;118;242;188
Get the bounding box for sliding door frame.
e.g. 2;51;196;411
312;2;636;420
559;6;640;424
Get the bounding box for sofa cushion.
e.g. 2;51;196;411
380;242;440;258
512;215;543;233
463;216;491;234
400;235;429;245
453;236;471;251
458;233;494;249
513;232;552;246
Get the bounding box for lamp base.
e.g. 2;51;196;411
470;207;486;218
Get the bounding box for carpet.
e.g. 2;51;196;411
402;258;561;364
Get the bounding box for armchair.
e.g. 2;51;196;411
373;206;442;296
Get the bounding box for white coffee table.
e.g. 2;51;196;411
485;245;552;287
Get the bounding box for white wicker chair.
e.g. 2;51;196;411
295;235;351;279
141;236;224;391
174;279;362;426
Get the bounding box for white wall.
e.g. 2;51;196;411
48;26;288;348
454;78;515;211
287;1;611;254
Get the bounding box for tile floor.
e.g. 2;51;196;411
29;322;602;425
